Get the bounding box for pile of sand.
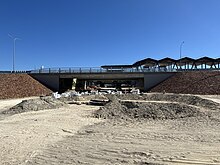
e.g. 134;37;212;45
1;96;65;115
94;93;220;120
95;95;205;120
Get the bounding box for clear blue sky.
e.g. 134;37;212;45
0;0;220;71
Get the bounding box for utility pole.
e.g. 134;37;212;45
8;34;21;72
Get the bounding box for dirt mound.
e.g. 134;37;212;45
0;73;52;99
149;71;220;95
95;95;125;119
94;95;205;120
1;96;65;115
117;93;220;110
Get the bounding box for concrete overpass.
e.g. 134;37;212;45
29;67;175;93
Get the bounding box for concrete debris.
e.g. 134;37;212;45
131;88;140;94
61;92;71;98
52;92;61;99
56;91;110;106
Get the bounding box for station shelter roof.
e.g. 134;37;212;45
102;56;220;69
133;58;157;67
194;57;215;66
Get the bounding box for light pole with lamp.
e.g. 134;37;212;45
180;41;184;59
8;34;21;72
179;41;184;70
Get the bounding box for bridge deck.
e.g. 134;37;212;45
29;67;220;74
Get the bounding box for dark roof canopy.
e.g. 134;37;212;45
133;57;219;67
102;56;220;68
177;57;195;63
133;58;157;66
158;57;177;63
195;57;215;63
216;58;220;62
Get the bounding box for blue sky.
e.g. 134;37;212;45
0;0;220;70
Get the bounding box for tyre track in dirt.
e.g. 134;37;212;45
3;94;220;165
0;103;102;165
26;96;220;165
26;117;220;165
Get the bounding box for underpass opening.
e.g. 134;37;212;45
59;78;144;93
59;78;76;93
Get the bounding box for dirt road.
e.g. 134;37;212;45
1;95;220;165
0;99;102;165
26;117;220;165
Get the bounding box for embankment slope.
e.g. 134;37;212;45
150;71;220;94
0;74;52;99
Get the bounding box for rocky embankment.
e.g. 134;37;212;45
150;71;220;94
0;74;52;99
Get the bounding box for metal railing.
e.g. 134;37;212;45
0;71;28;74
29;67;178;74
1;66;220;74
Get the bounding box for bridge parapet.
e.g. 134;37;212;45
29;67;177;74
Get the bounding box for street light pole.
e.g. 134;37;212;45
8;34;21;72
180;41;184;59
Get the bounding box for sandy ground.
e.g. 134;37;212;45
0;98;102;165
0;96;220;165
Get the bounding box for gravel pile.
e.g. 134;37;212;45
1;96;65;115
0;74;52;99
94;95;206;120
149;71;220;95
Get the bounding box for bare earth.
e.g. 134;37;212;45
0;96;220;165
0;99;102;165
